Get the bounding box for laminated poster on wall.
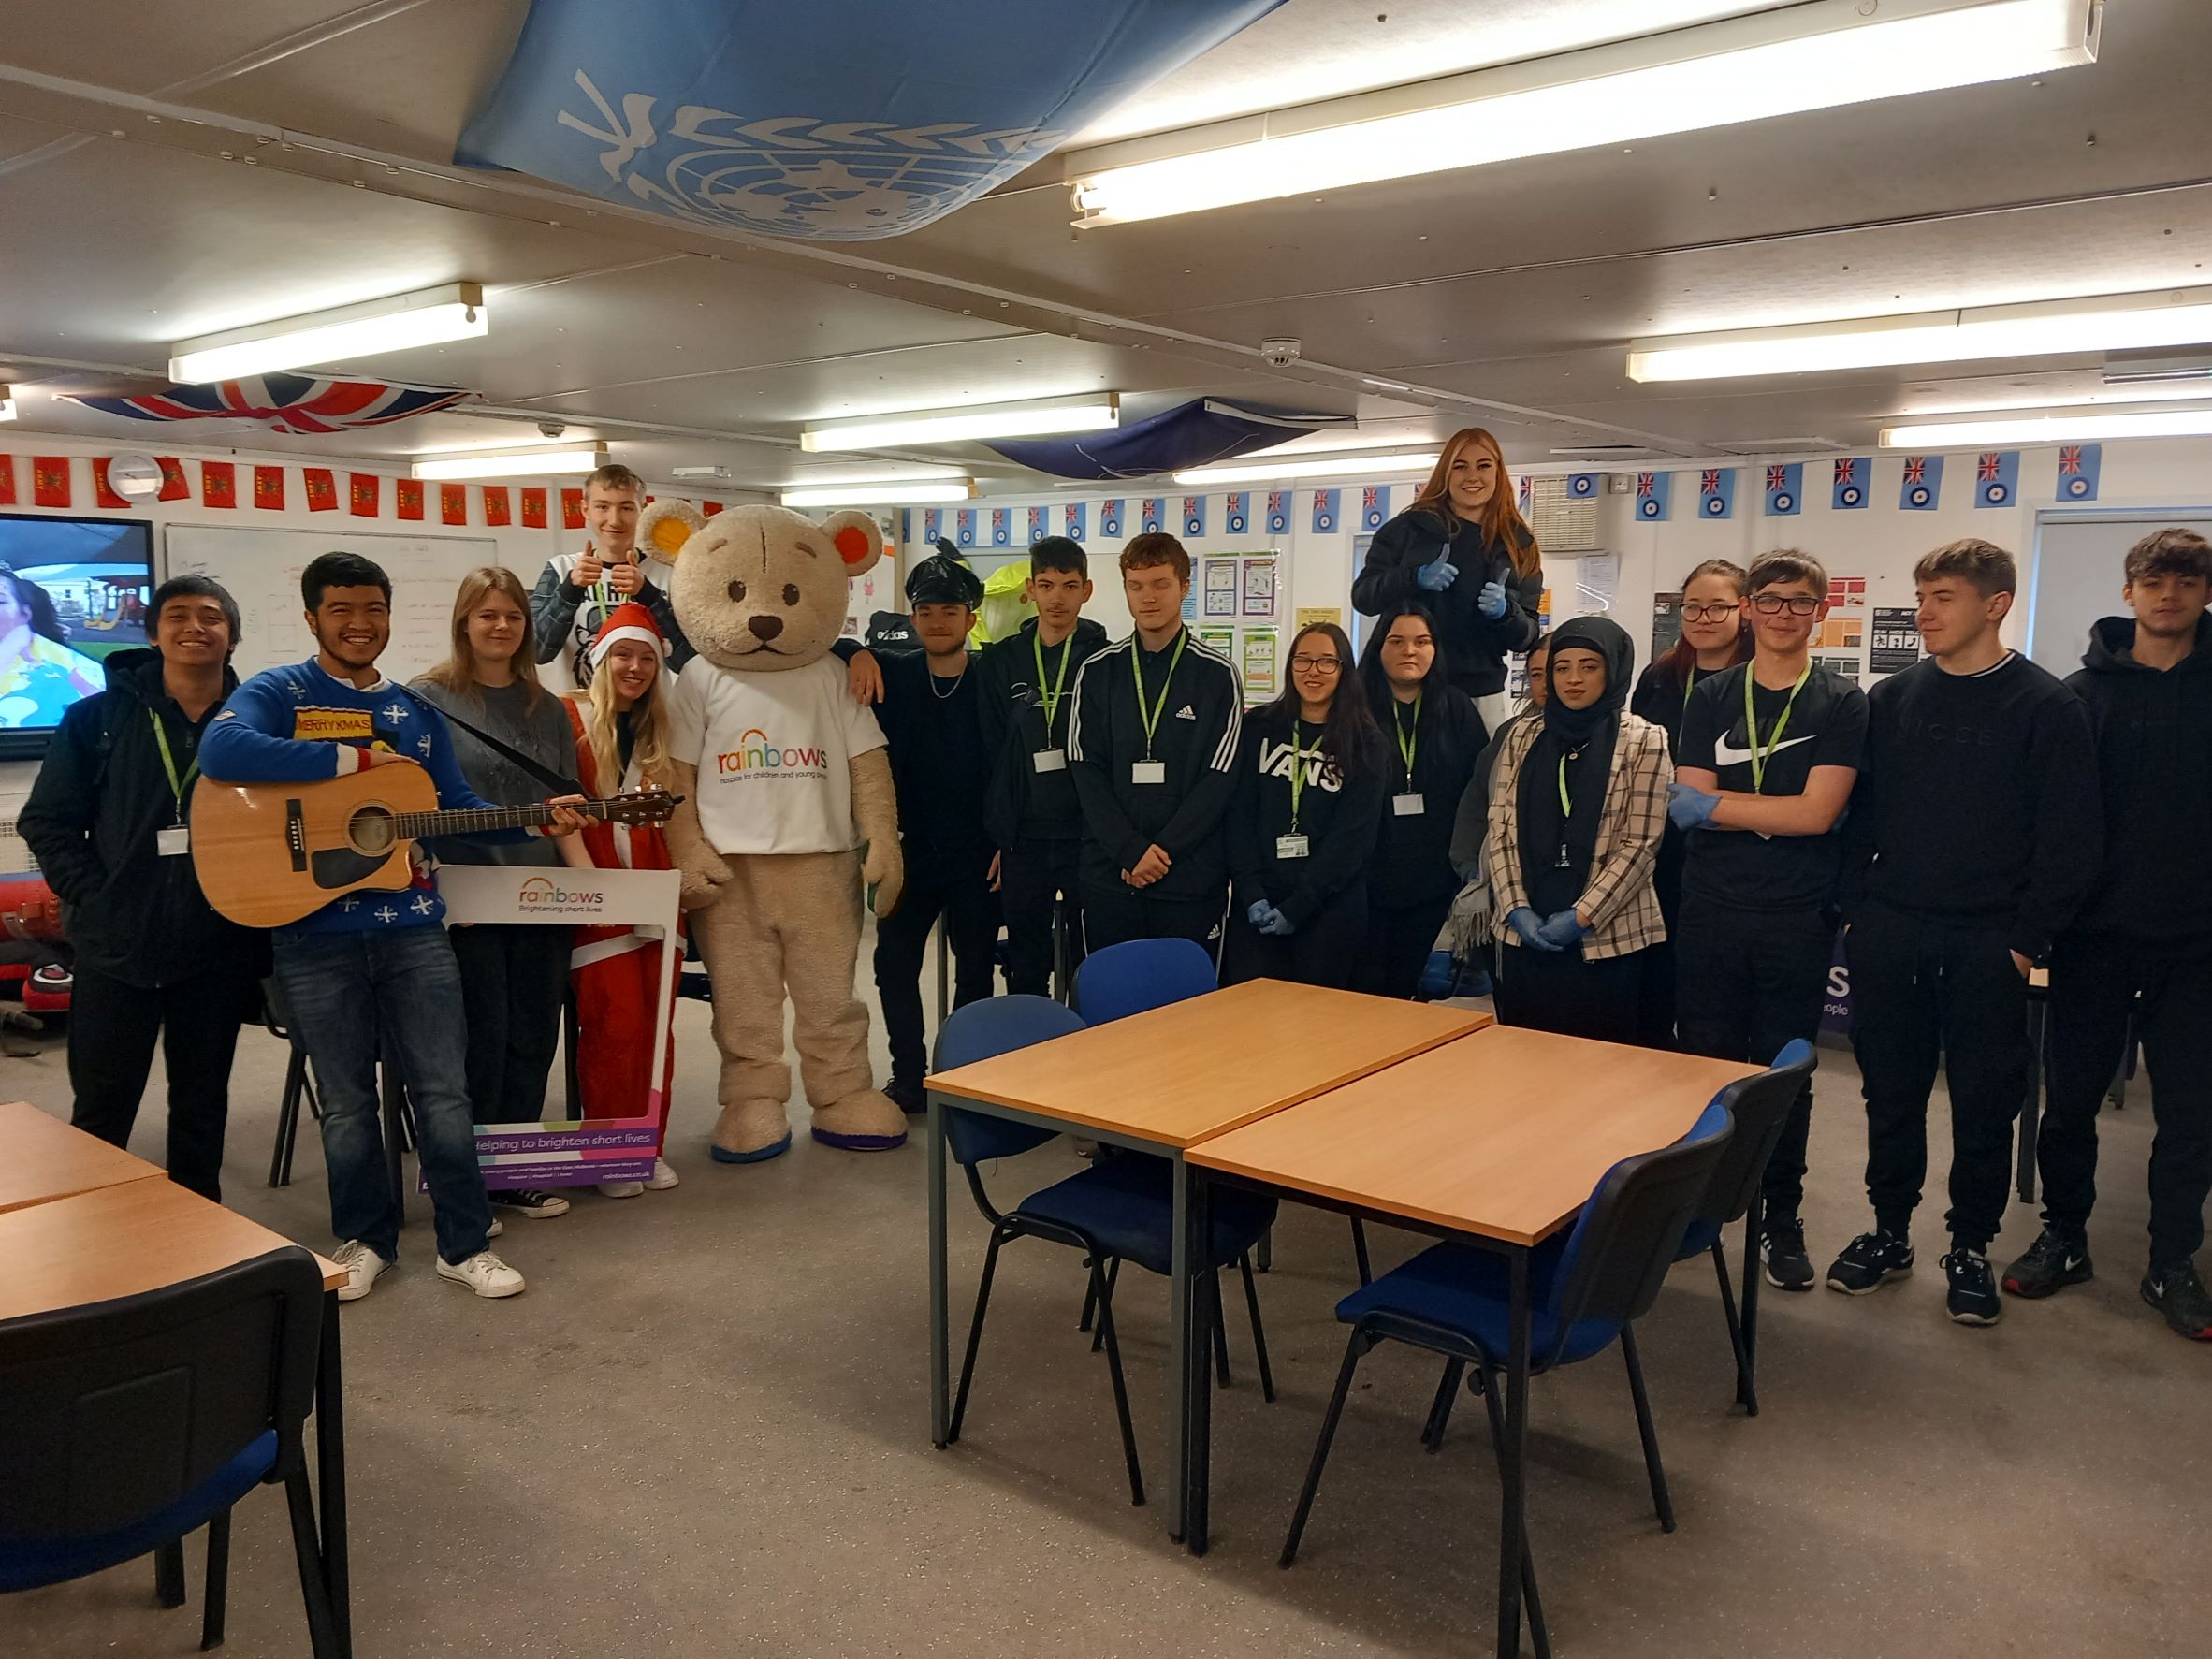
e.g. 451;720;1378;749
1651;591;1684;658
1870;608;1922;675
1813;654;1863;686
1202;558;1240;618
1241;554;1277;618
1293;606;1343;631
1181;583;1199;623
1199;625;1237;665
1241;627;1277;698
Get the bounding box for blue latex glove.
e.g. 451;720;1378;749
1416;551;1459;592
1246;898;1273;928
1536;909;1589;949
1506;906;1559;951
1667;780;1721;831
1258;904;1298;937
1476;579;1509;619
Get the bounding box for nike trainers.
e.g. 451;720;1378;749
435;1250;526;1299
2141;1261;2212;1342
1760;1214;1815;1292
2001;1227;2093;1299
1826;1230;1914;1294
1941;1247;2001;1326
330;1239;390;1303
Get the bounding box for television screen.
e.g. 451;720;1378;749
1;513;158;751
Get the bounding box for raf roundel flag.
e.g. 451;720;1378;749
1141;497;1165;533
1101;498;1124;537
1265;489;1289;535
1064;502;1087;541
924;507;942;543
1635;471;1672;522
1225;489;1250;533
955;508;977;547
1182;494;1205;536
990;507;1011;546
1027;505;1047;543
1832;457;1870;510
1698;467;1737;519
1361;485;1388;531
1311;488;1340;533
1973;450;2019;509
2057;443;2102;502
1899;454;1943;512
1566;472;1599;501
1764;463;1802;517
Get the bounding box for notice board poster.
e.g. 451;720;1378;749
1870;607;1922;675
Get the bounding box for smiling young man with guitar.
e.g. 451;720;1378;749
200;551;590;1302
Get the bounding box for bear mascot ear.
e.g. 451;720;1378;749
818;509;884;580
638;498;707;562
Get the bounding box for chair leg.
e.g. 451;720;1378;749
1350;1216;1374;1286
282;1467;343;1659
1279;1332;1367;1567
1239;1253;1276;1403
1092;1260;1145;1506
1256;1223;1272;1273
1621;1326;1675;1534
201;1508;231;1651
1711;1241;1758;1418
269;1056;302;1187
1090;1256;1120;1353
1477;1371;1553;1659
1422;1358;1466;1451
948;1229;1006;1444
155;1536;186;1608
1212;1271;1233;1389
1077;1272;1096;1334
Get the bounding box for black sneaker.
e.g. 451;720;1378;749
1760;1214;1815;1292
2141;1261;2212;1342
1826;1230;1914;1294
2001;1227;2093;1299
488;1188;570;1218
885;1076;926;1116
1941;1247;2001;1326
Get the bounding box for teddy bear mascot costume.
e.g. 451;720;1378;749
657;502;908;1161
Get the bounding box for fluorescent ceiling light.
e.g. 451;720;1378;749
779;480;976;508
170;283;488;383
1631;284;2212;383
1880;409;2212;448
801;397;1120;452
1069;0;2097;227
411;445;604;481
1904;384;2212;416
1173;450;1439;486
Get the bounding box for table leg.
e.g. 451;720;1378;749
1168;1155;1191;1544
316;1290;352;1659
1185;1166;1214;1556
1496;1246;1530;1659
928;1093;950;1449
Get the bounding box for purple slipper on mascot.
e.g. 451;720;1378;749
656;502;907;1161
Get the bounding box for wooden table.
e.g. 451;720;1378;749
0;1098;166;1215
1187;1025;1762;1659
0;1171;353;1657
924;981;1489;1541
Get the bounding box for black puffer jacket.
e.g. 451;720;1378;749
1352;508;1542;698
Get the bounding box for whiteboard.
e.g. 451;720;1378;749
2028;508;2212;674
165;524;502;684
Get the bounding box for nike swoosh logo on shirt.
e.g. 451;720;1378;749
1711;732;1819;768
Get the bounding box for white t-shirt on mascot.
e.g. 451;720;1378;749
672;655;887;854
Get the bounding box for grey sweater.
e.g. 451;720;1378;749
408;677;580;867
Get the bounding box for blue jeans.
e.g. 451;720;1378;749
273;927;493;1265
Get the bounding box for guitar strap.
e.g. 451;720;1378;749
427;695;578;794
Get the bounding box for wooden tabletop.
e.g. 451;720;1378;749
1188;1025;1765;1245
925;980;1490;1149
0;1098;167;1215
0;1177;345;1323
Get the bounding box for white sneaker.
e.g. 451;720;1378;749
488;1215;503;1239
646;1157;680;1191
435;1250;526;1299
331;1239;390;1303
597;1178;647;1199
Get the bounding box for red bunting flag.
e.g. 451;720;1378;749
253;465;285;511
703;500;723;517
303;467;338;512
560;488;585;530
92;458;131;510
439;482;468;525
33;457;72;508
519;486;547;528
0;456;15;505
155;456;191;501
481;485;512;527
201;460;237;508
396;477;424;520
349;472;380;517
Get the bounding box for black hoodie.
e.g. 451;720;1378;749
1351;508;1543;697
2066;612;2212;950
977;615;1111;848
18;648;262;988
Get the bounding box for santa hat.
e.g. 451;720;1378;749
589;601;668;668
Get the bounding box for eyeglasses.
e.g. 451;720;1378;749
1750;594;1822;617
1289;655;1342;673
1680;602;1739;622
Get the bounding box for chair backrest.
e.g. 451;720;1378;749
1546;1100;1734;1353
933;995;1088;1166
1692;1039;1817;1229
1071;937;1216;1025
0;1247;325;1545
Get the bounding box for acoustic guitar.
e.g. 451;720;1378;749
191;765;679;927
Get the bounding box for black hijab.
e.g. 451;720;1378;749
1518;615;1634;903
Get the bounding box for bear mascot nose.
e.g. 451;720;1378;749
748;613;784;642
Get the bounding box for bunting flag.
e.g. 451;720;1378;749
1265;489;1288;535
1361;485;1388;531
91;458;131;510
1027;505;1046;543
299;467;336;512
440;483;469;525
398;478;426;521
200;460;237;509
482;485;512;526
703;500;723;517
0;455;14;505
1064;502;1087;541
31;457;71;508
560;487;585;530
1517;474;1532;513
990;507;1011;546
155;456;191;501
2057;443;2102;502
350;473;381;517
923;507;942;542
253;465;285;511
1566;472;1600;500
520;486;547;527
1832;457;1870;510
1635;471;1671;521
1100;498;1124;537
1764;463;1803;517
65;373;470;434
1141;497;1164;533
1698;467;1737;519
1182;494;1205;536
955;507;976;547
1311;488;1340;532
1225;490;1250;533
1899;454;1943;511
1973;450;2019;509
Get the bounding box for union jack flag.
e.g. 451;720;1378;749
65;373;471;435
2059;444;2087;474
1701;469;1722;491
1977;454;2002;481
1903;456;1927;485
1767;466;1791;491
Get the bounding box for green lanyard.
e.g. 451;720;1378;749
1556;749;1574;816
1742;662;1812;794
1033;629;1074;732
151;712;198;823
1394;695;1420;787
1130;628;1187;758
1681;665;1696;711
1289;722;1318;831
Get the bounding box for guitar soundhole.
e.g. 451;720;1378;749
347;805;398;856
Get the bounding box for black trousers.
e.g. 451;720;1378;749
1492;941;1644;1043
1846;902;2028;1251
68;961;254;1202
1355;894;1455;1000
875;840;999;1085
1676;896;1833;1217
2040;935;2212;1269
1636;824;1688;1048
449;922;572;1125
1223;886;1368;990
1080;872;1227;964
999;837;1083;997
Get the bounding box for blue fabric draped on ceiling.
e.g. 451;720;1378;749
984;400;1356;480
454;0;1281;241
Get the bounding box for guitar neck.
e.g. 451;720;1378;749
390;800;612;839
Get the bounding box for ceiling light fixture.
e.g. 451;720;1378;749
1172;450;1439;486
170;282;488;383
779;480;977;508
800;396;1120;452
1879;408;2212;448
1069;0;2098;227
411;444;605;481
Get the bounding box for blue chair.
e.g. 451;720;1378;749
1279;1099;1733;1591
1070;937;1218;1026
0;1247;340;1655
938;996;1279;1507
